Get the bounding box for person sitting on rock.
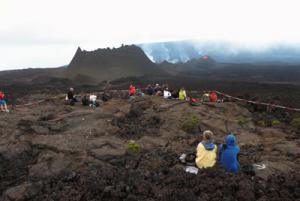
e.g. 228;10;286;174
0;91;9;112
67;88;77;105
210;91;218;103
136;89;145;97
179;87;187;101
189;97;200;106
202;91;211;102
129;84;136;96
196;130;217;169
219;134;240;174
171;89;179;99
146;84;154;95
163;88;172;99
81;94;90;106
89;94;98;107
154;84;163;96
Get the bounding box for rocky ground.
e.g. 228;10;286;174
0;92;300;201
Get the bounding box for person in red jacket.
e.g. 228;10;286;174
210;92;218;103
0;91;9;112
129;84;136;96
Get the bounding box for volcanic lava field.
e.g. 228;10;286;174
0;90;300;201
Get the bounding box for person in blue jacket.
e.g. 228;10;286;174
219;134;240;174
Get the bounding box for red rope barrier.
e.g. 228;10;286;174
214;90;300;112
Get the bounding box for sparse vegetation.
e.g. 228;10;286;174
182;115;200;133
291;117;300;129
271;119;281;127
237;117;247;126
257;120;266;127
127;140;140;152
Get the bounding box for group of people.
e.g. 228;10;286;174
195;130;240;174
0;91;9;113
130;83;219;104
128;84;240;173
66;88;112;107
130;83;189;101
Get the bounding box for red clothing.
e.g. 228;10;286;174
129;85;136;96
0;92;4;100
210;92;218;102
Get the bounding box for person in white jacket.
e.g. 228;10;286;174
163;88;172;99
89;94;97;107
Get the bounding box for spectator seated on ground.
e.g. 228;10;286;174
0;91;9;113
196;130;217;169
189;97;200;106
67;88;77;106
219;134;240;174
202;91;210;102
163;88;172;99
82;95;90;106
179;88;187;101
146;84;154;95
210;92;218;103
89;94;98;107
129;84;136;96
171;89;179;99
136;89;145;97
154;84;162;96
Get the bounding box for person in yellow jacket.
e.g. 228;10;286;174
179;88;187;100
196;130;217;169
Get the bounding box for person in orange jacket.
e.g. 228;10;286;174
0;91;9;112
210;92;218;103
129;84;136;96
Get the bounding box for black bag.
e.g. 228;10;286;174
102;93;112;102
82;96;89;106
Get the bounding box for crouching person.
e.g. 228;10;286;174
219;134;240;174
196;130;217;169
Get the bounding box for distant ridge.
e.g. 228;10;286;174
67;45;165;82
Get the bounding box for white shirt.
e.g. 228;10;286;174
163;90;172;99
89;95;97;102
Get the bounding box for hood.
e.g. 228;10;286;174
226;134;237;146
202;142;215;150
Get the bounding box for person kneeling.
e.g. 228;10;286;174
195;130;217;169
219;134;240;174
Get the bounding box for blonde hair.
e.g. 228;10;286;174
203;130;214;143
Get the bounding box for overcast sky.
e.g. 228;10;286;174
0;0;300;70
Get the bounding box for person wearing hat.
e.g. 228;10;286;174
219;134;240;174
195;130;218;169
